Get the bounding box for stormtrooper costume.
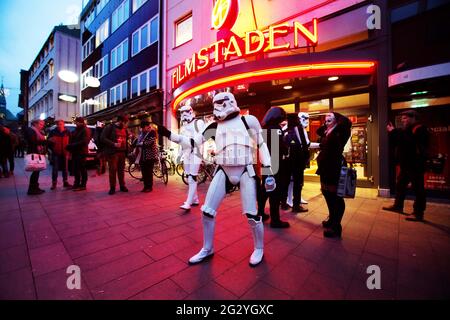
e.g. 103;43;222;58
285;112;320;207
160;93;274;267
178;105;205;210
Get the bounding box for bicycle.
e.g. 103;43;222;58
153;149;169;185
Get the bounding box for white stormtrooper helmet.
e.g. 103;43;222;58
212;92;240;121
298;112;310;128
179;104;195;123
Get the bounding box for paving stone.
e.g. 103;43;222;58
29;242;73;277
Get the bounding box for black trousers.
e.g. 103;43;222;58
322;189;345;229
72;154;87;187
258;173;282;222
280;159;305;208
141;160;155;189
8;153;14;172
394;167;426;215
29;171;40;190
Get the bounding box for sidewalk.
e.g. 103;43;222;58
0;158;449;300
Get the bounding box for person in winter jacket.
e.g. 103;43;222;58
48;120;71;189
66;117;90;191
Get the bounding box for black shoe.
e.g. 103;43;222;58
63;181;72;188
406;213;424;222
120;186;129;192
50;182;57;190
382;205;404;214
73;186;86;191
324;226;342;238
27;189;45;195
270;220;290;228
109;189;116;195
260;213;270;222
280;203;291;211
141;188;153;193
322;219;332;228
292;206;308;213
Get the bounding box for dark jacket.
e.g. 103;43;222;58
316;113;352;186
101;124;129;156
139;129;159;162
24;127;47;154
48;128;70;156
263;123;288;174
67;126;90;156
0;128;13;156
389;123;429;171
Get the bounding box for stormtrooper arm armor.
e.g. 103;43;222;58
244;115;273;175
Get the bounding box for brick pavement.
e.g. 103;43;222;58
0;159;449;300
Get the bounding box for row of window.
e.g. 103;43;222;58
29;60;55;99
31;35;55;77
82;0;151;60
81;65;158;116
82;15;158;90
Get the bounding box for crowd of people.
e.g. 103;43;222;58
0;94;430;266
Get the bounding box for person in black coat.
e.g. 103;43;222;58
135;121;159;192
66;117;90;191
24;119;47;195
316;112;352;238
383;110;429;221
257;107;290;228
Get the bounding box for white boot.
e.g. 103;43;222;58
192;194;200;206
189;215;215;264
182;177;198;210
248;218;264;267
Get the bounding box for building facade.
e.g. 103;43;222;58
163;0;450;198
80;0;163;133
28;25;81;123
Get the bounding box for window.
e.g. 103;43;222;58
48;60;54;79
132;0;147;13
112;0;130;33
95;91;108;112
131;15;159;56
110;80;128;106
84;8;96;28
94;55;109;79
111;38;129;70
81;67;94;90
82;35;95;60
97;0;110;14
175;13;192;47
96;19;109;48
130;65;158;98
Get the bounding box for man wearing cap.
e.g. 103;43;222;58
383;110;429;221
66;117;91;191
101;115;129;195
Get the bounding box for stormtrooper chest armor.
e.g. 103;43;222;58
214;116;256;166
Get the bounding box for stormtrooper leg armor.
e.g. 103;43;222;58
240;169;264;267
189;169;227;264
180;161;201;210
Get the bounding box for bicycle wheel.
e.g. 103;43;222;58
181;172;189;185
153;160;163;178
128;163;142;180
165;160;175;176
176;163;184;176
161;161;169;185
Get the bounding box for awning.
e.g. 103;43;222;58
85;89;163;124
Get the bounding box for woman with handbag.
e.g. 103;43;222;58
316;112;352;238
24;119;47;195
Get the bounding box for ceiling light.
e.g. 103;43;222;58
58;94;77;103
411;91;428;96
283;85;293;90
328;76;339;81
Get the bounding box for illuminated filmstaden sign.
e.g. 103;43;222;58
171;1;319;90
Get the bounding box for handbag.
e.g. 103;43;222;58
337;163;357;198
25;153;47;172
